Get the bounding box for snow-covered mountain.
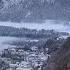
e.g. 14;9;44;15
0;0;70;22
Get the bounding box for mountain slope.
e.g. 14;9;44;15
0;0;70;22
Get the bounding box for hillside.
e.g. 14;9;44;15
0;0;70;22
42;37;70;70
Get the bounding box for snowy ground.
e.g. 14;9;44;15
0;36;39;50
0;20;70;33
0;20;70;50
0;36;18;50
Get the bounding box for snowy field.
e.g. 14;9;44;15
0;20;70;33
0;36;39;50
0;36;18;50
0;20;70;50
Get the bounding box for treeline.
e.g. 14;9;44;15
0;26;69;38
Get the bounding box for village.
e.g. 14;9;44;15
0;44;49;70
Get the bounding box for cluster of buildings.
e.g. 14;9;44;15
0;46;49;70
